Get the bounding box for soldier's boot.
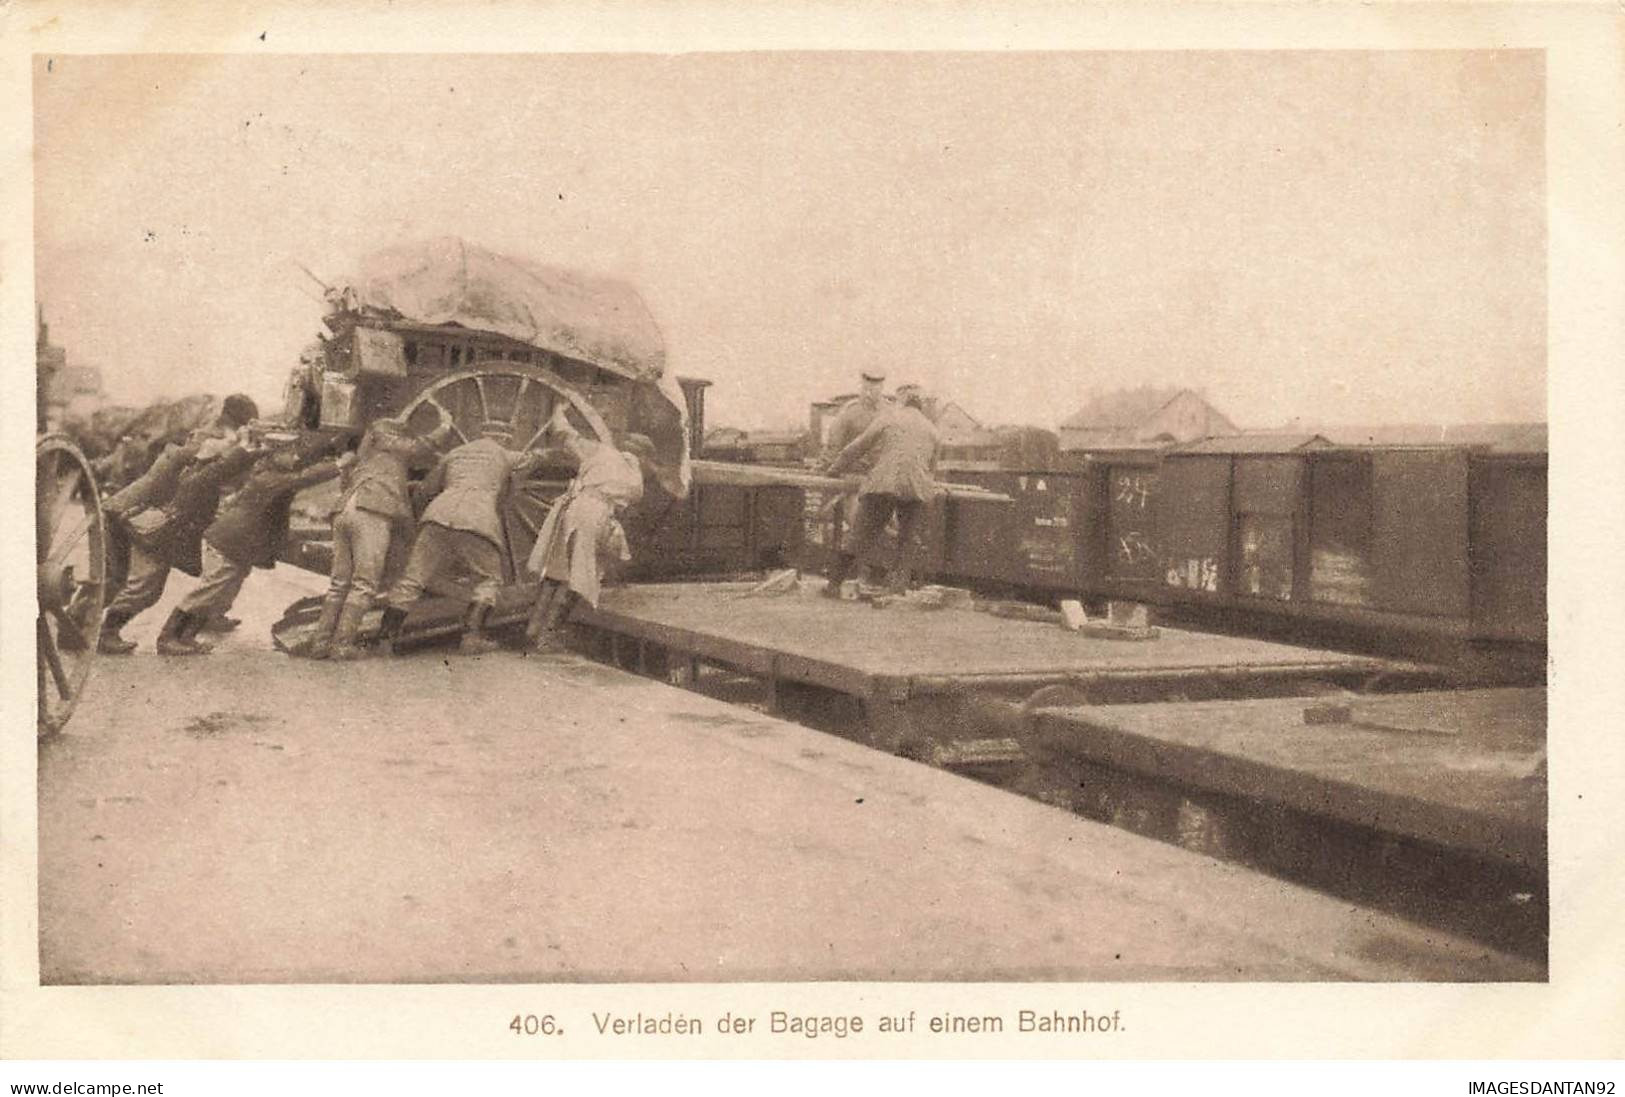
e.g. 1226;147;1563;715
198;613;241;635
458;603;502;656
328;600;372;661
97;609;138;655
524;584;558;646
529;589;574;654
302;596;344;660
155;609;212;656
375;605;410;657
823;553;855;598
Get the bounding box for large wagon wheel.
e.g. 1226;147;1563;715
398;365;615;579
36;435;106;737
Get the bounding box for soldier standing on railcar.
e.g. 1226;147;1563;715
522;406;655;654
821;383;941;596
821;369;891;586
377;423;543;656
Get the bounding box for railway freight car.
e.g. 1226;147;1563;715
923;439;1545;662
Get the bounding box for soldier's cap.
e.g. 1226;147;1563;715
894;382;923;396
860;370;886;383
221;394;260;428
621;433;657;462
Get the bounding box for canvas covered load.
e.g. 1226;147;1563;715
343;236;690;496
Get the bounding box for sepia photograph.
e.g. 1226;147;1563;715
6;2;1623;1067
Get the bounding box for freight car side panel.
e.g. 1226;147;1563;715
1155;457;1231;597
1471;458;1547;643
1371;451;1471;618
1233;457;1303;603
942;472;1021;583
1105;465;1162;588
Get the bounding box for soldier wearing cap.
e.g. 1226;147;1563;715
523;407;655;653
821;370;892;584
822;383;940;596
158;435;343;655
301;417;446;660
98;430;259;654
378;421;543;656
823;369;888;468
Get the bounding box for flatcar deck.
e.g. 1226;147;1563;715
572;582;1438;754
1029;688;1547;871
582;583;1413;690
42;635;1536;983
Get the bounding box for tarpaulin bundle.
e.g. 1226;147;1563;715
344;237;690;496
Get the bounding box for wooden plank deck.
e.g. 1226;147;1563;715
577;582;1425;703
1029;688;1546;870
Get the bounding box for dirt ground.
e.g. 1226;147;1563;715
36;564;1537;984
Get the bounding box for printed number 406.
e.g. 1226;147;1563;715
510;1014;561;1036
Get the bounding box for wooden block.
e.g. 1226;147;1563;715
1108;600;1151;628
920;585;974;609
745;568;800;596
1303;702;1354;725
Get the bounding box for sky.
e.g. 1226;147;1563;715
33;51;1545;432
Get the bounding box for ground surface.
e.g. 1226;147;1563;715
38;566;1538;983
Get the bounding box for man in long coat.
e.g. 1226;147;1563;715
102;435;256;652
522;408;652;653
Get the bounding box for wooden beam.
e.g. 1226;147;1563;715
690;459;1012;503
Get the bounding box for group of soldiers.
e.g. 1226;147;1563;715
93;395;656;661
817;369;942;596
89;367;937;661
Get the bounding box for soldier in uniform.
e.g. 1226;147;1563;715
822;384;941;596
159;439;343;656
300;417;443;660
821;370;890;585
822;369;888;466
97;430;204;653
378;424;543;656
522;408;655;653
100;433;257;654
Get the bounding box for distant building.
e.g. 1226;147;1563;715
1058;387;1237;451
36;306;103;430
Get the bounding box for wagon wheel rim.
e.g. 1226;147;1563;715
36;435;106;737
397;365;614;577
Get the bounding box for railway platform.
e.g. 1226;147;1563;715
38;566;1535;983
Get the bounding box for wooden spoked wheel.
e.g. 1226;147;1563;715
36;435;107;737
397;366;615;579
